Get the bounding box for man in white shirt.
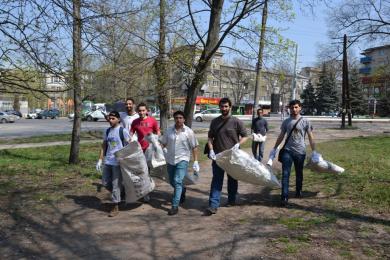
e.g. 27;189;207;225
120;97;139;136
160;111;199;215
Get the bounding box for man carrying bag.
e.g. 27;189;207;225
268;100;317;207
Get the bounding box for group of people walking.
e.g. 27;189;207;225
96;97;316;217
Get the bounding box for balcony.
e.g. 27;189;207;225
359;67;371;74
360;56;372;64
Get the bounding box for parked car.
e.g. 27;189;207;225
82;103;107;121
5;110;22;118
193;109;221;122
0;111;17;123
36;109;60;119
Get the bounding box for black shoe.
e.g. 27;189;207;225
295;190;302;198
168;206;178;216
280;198;289;207
180;187;186;204
204;207;217;216
223;201;236;207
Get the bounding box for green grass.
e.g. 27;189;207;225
0;135;389;214
0;144;100;208
278;214;337;230
304;135;390;212
0;131;102;145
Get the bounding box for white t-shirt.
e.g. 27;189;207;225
120;111;139;141
160;125;198;165
103;126;130;166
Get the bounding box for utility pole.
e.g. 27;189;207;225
252;0;268;120
344;35;352;126
291;43;298;100
341;34;349;128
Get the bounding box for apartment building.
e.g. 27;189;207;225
360;45;390;99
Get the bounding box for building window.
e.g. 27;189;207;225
213;92;219;98
213;80;219;86
204;92;210;97
51;76;60;83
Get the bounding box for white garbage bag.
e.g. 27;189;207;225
150;165;200;186
306;153;345;174
252;133;267;142
216;148;281;188
144;134;166;168
115;141;155;203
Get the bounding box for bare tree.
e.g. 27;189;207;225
328;0;390;45
182;0;266;127
222;58;253;105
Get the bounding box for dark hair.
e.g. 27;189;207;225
173;110;185;119
126;97;135;103
108;111;120;119
219;97;232;107
289;99;302;107
137;102;148;110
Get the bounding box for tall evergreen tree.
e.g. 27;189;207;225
349;68;366;116
316;64;338;114
300;80;317;115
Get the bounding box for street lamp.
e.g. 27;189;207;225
368;96;377;118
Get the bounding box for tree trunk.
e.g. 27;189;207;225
155;0;169;131
183;0;224;127
252;0;268;120
13;94;20;112
69;0;82;164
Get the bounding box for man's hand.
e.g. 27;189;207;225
192;161;200;172
96;159;102;172
208;149;216;160
232;143;240;150
311;151;321;163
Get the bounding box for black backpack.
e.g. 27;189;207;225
103;127;126;156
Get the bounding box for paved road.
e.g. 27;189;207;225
0;117;389;140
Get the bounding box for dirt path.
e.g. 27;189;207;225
1;127;389;259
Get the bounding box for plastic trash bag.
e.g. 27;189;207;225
252;133;267;142
144;134;166;168
305;153;345;174
115;141;155;203
216;147;280;188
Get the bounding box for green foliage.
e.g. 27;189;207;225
316;64;338;114
349;68;366;115
300;81;316;114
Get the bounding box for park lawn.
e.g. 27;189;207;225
303;135;390;212
0;136;388;213
0;131;102;145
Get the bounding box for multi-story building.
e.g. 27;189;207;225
360;45;390;99
44;73;69;115
171;46;309;113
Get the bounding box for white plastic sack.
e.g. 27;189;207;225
252;133;267;142
115;141;155;203
144;134;166;168
150;165;200;186
216;148;280;188
306;154;345;174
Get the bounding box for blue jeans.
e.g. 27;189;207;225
167;161;189;207
209;161;238;209
252;141;265;161
102;164;122;203
281;150;306;200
